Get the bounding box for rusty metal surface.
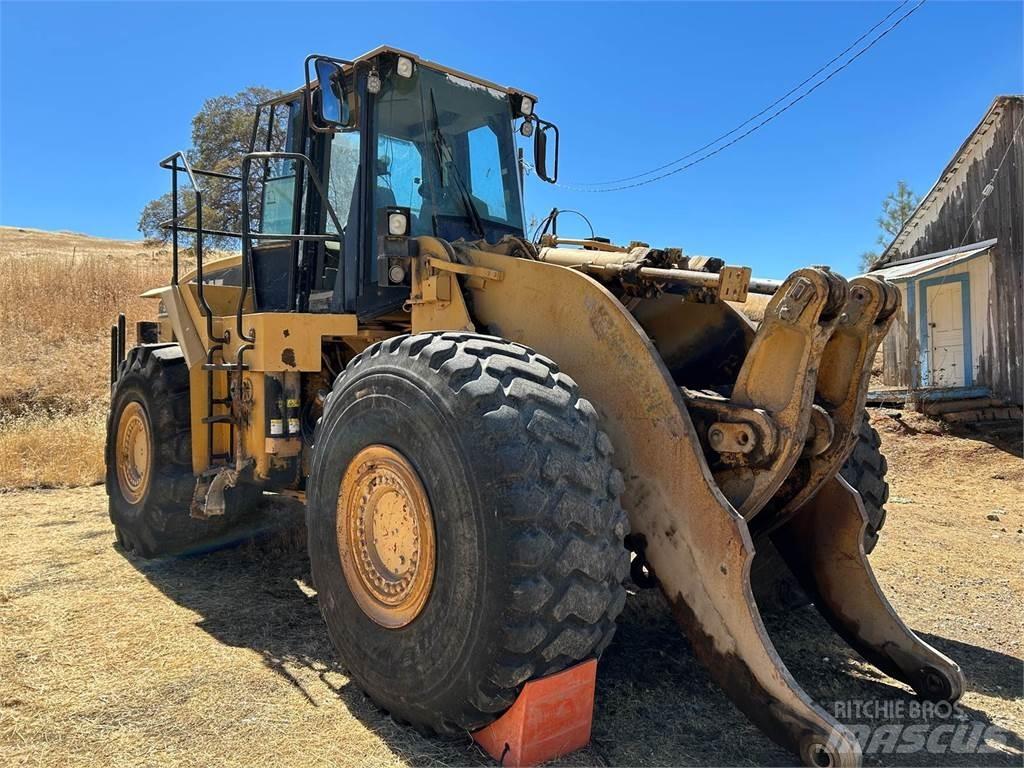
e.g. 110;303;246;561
337;444;436;629
717;268;847;518
461;246;863;767
774;476;966;702
755;277;900;535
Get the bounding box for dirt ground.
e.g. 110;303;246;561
1;412;1021;768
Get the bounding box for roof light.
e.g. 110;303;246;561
520;121;534;138
520;96;534;117
397;56;414;78
367;68;382;94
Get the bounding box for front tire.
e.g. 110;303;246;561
308;333;629;734
839;419;889;554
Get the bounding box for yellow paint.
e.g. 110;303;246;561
243;313;359;372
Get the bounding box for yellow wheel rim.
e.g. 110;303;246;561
338;445;436;628
115;401;152;505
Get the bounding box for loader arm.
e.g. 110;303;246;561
406;240;964;768
412;245;859;766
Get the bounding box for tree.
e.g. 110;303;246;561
860;180;920;271
138;86;287;248
877;180;920;245
858;250;881;272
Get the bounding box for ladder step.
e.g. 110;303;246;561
211;397;233;405
202;415;237;425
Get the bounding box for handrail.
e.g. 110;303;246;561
159;151;228;345
237;151;344;344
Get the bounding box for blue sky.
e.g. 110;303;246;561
1;1;1020;277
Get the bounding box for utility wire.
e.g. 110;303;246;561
571;0;911;188
958;112;1023;246
554;0;927;193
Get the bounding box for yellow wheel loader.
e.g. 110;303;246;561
106;47;963;767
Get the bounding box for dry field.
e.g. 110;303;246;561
0;227;201;488
1;228;1021;767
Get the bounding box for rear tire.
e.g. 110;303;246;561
106;345;260;558
308;332;629;734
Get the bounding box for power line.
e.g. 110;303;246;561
959;112;1023;246
554;0;927;193
570;1;911;188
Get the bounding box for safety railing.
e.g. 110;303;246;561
158;151;243;345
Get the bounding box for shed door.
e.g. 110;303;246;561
926;282;966;387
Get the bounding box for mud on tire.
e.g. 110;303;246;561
307;332;630;734
106;344;260;558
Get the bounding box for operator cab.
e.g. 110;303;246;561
246;47;557;320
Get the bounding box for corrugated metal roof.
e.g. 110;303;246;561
871;240;995;281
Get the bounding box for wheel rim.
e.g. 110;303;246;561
115;401;152;504
337;445;436;628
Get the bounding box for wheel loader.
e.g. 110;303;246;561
106;46;963;767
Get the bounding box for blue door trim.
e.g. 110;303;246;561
917;272;973;387
906;279;917;385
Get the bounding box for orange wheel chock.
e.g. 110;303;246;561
473;658;597;767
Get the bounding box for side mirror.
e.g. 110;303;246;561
305;54;353;131
533;118;559;184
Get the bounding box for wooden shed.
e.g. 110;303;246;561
871;95;1023;405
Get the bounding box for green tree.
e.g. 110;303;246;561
877;180;920;245
138;87;286;248
858;249;880;272
860;180;920;271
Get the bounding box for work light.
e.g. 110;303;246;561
388;211;409;236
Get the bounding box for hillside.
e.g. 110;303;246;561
0;227;171;487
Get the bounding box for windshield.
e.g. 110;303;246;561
374;61;525;244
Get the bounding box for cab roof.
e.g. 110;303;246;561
288;45;538;105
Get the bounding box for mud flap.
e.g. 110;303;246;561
773;477;966;703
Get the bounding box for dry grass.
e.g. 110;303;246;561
0;414;1020;767
0;406;107;489
0;227;205;489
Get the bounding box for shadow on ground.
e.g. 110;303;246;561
124;506;1023;767
945;419;1023;458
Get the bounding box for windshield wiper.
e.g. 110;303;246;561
428;90;486;241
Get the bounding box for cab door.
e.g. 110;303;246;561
254;98;305;311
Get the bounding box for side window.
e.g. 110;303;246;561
467;125;506;220
326;131;361;233
377;134;425;230
260;100;302;234
261;172;296;234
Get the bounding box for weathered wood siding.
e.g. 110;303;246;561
884;97;1023;402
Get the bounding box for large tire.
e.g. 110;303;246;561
106;344;260;558
840;419;889;554
307;332;629;734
